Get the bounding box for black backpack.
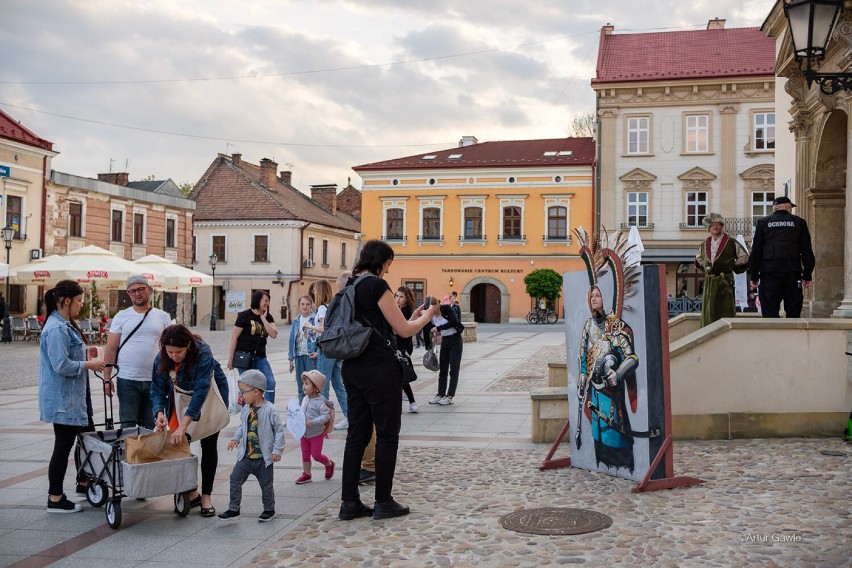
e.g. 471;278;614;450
316;274;374;360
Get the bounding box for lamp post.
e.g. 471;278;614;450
209;253;218;332
2;225;14;344
784;0;849;94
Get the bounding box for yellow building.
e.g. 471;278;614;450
353;136;596;322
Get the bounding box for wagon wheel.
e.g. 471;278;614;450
87;481;109;507
106;497;122;529
174;491;192;517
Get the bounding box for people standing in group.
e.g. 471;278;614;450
749;196;816;318
102;275;172;429
338;240;436;521
288;295;318;402
425;296;464;406
151;324;229;518
394;286;419;413
228;290;279;403
295;370;335;485
305;278;348;430
38;280;106;513
694;214;749;327
218;369;285;523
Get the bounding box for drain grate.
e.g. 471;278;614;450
500;507;613;535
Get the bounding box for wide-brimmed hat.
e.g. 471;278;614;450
301;369;326;392
238;369;267;392
702;213;725;229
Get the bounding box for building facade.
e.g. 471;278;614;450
45;171;196;320
354;136;596;322
0;110;58;316
763;1;852;318
592;20;776;300
190;154;361;326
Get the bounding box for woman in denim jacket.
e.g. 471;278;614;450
150;324;228;517
39;280;106;513
287;295;317;402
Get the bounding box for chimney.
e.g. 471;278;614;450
232;153;241;166
459;135;478;147
259;158;278;187
279;170;292;185
97;172;130;186
602;23;614;35
707;17;725;30
310;184;338;213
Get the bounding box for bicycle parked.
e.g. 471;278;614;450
526;307;558;324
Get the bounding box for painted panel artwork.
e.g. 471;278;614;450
565;228;666;482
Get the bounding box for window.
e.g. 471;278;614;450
422;207;441;239
402;279;426;307
464;207;482;238
685;191;708;227
386;208;403;239
212;235;226;262
111;209;124;242
627;192;649;226
166;218;176;248
754;112;775;150
69;202;83;238
192;235;197;263
254;235;269;262
308;237;315;262
133;213;144;244
503;206;522;238
685;114;709;153
6;196;22;238
322;240;329;266
341;242;347;267
627;116;650;154
547;206;567;239
751;191;775;218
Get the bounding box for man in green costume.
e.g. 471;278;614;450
694;213;749;327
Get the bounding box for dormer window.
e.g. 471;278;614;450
543;151;557;157
448;154;462;159
422;155;437;160
557;151;573;156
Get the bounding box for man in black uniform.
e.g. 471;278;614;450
749;195;816;318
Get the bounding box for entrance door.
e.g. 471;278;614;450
470;283;501;323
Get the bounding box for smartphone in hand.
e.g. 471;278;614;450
421;295;433;310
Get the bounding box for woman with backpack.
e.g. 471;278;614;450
338;240;436;522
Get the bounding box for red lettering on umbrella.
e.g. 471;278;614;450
190;277;202;284
34;270;51;278
87;270;109;278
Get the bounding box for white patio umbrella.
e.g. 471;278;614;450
134;254;213;292
0;262;8;281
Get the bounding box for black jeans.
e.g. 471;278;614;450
341;357;402;504
49;424;84;496
197;431;220;495
759;272;803;318
438;334;463;398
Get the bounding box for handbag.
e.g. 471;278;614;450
394;350;418;385
232;351;254;369
173;377;230;441
125;429;192;464
422;345;440;372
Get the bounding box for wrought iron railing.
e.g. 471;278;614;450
668;296;703;318
619;222;655;229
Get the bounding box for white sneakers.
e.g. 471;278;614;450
438;396;453;406
409;402;419;413
428;395;442;405
333;418;349;430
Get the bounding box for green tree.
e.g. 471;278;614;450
523;268;563;302
80;281;103;319
178;181;194;196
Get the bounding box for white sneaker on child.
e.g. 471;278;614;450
409;402;419;413
333;418;349;430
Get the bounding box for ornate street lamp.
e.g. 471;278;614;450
272;269;285;287
784;0;850;94
2;224;14;344
209;253;218;332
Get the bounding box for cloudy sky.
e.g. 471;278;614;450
2;0;775;193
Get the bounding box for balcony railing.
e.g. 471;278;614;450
619;222;655;230
678;217;760;235
417;234;444;241
668;295;703;318
459;234;486;242
542;234;572;243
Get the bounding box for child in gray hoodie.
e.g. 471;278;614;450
218;369;285;522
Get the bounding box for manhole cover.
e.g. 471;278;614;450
500;507;613;535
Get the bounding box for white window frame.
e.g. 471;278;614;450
684;113;710;153
542;195;572;246
751;191;775;219
165;213;179;249
381;197;408;243
753;111;775;151
417;196;445;245
684;191;708;228
626;115;651;155
459;196;487;245
497;195;527;245
627;192;649;227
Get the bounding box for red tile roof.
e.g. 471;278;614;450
593;27;775;84
191;154;360;231
0;109;53;150
353;137;595;172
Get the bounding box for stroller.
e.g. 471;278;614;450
76;372;199;529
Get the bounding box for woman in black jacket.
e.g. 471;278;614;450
424;297;464;406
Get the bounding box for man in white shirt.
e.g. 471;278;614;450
103;275;172;429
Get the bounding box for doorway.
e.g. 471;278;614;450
470;282;502;323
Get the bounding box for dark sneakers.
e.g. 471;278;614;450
373;499;410;520
258;510;275;522
358;469;376;485
339;500;374;520
47;494;82;513
218;509;240;520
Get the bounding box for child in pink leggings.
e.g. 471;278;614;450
295;370;334;484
